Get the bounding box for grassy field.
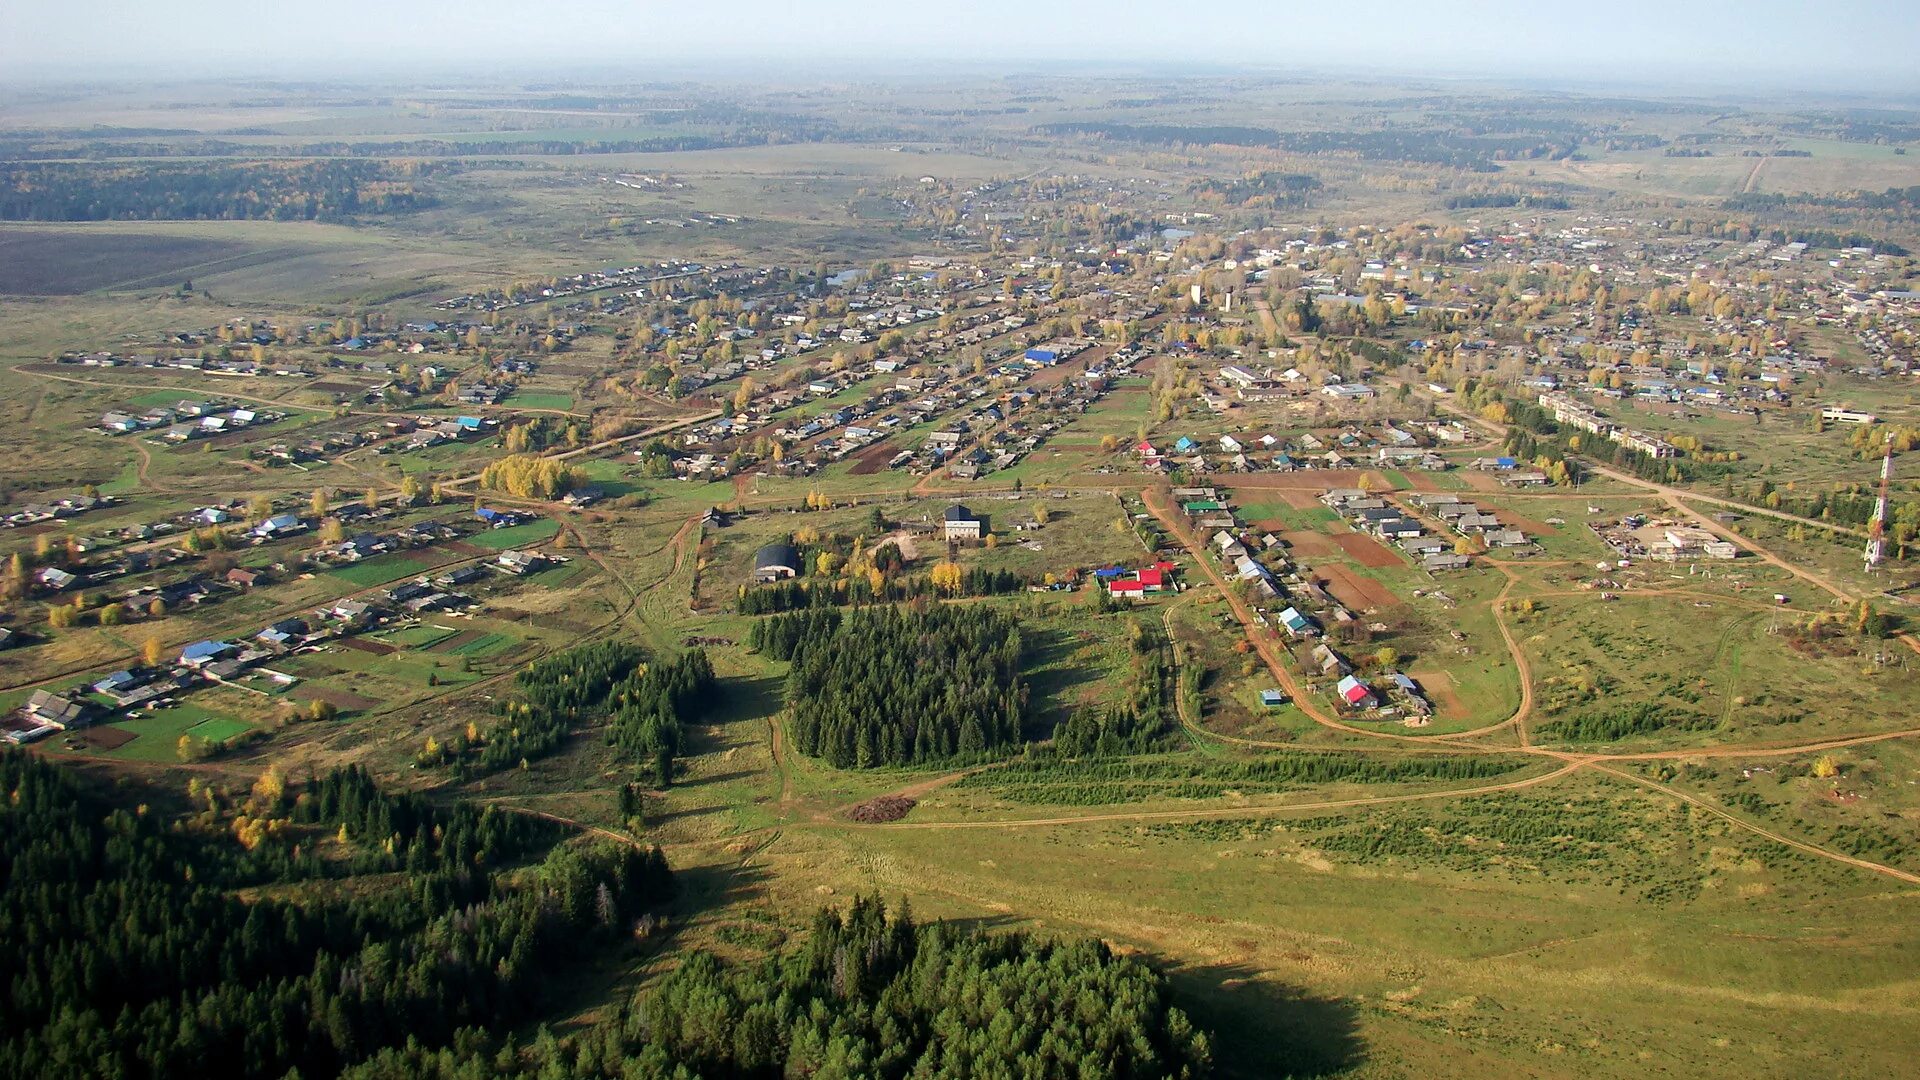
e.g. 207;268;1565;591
467;519;562;549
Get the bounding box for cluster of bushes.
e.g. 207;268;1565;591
959;750;1521;806
424;641;716;783
478;454;590;499
1052;622;1179;757
1540;702;1717;742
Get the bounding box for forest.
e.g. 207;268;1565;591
751;605;1028;768
344;897;1211;1079
427;640;718;784
0;753;673;1079
0;161;441;222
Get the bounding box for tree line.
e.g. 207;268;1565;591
0;161;438;222
750;605;1028;768
736;564;1031;614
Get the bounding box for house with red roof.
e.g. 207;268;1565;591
1336;675;1377;709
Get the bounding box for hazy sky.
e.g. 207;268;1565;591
4;0;1918;94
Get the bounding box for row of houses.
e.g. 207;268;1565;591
1537;390;1680;459
1405;493;1536;558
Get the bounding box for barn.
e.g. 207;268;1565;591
753;542;800;582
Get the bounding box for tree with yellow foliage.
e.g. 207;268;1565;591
929;560;964;596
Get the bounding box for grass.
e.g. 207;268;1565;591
467;519;562;549
509;393;576;411
326;553;436;587
374;623;461;649
447;632;513;656
186;716;254;743
85;704;251;760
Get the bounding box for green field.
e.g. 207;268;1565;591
326;553;437;586
468;519;562;549
447;632;514;656
87;705;251;760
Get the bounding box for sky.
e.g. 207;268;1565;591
4;0;1918;96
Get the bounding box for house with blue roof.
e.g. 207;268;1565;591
1278;606;1316;637
180;640;237;667
251;513;306;539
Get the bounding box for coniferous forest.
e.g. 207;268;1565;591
750;606;1028;768
344;896;1211;1079
0;753;673;1079
1;752;1215;1079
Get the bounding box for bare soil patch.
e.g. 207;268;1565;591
429;628;487;653
847;439;897;475
1316;564;1400;610
1280;530;1338;556
848;795;917;823
1334;533;1403;568
79;726;137;750
1409;668;1467;719
337;637;396;656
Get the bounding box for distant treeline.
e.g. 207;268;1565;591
1036;122;1583;171
1728;185;1920;215
0;160;440;222
0;132;812;161
751;606;1027;768
1192;170;1322;210
1443;192;1573;210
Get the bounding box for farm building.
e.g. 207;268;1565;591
753;542;800;582
942;505;984;541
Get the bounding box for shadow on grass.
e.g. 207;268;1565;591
1167;960;1364;1079
1022;624;1108;740
691;673;786;755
